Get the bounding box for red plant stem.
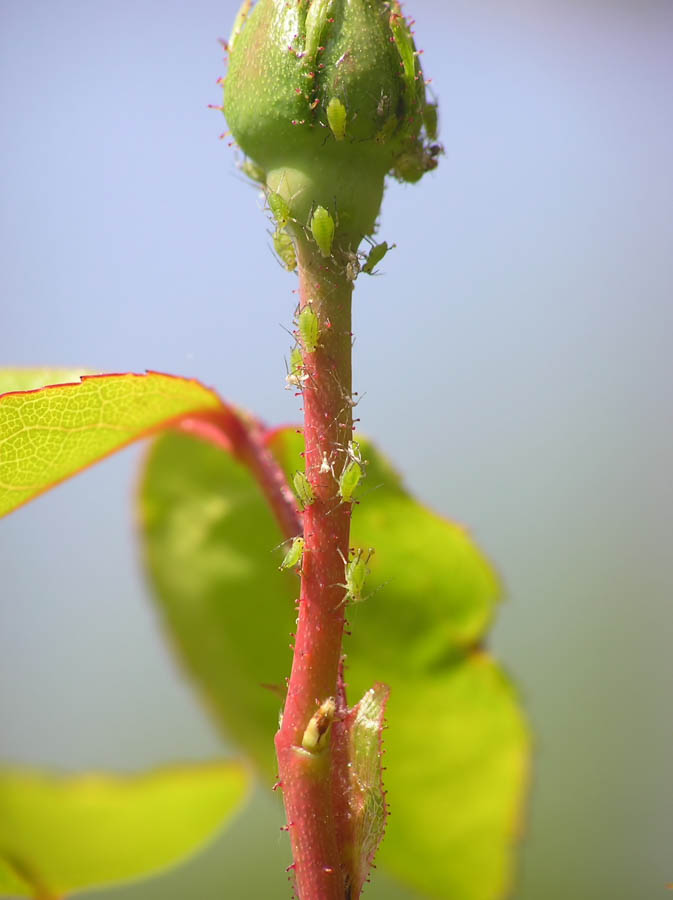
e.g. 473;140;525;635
275;239;354;900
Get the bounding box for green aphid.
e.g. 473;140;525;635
304;0;333;60
240;158;266;184
338;460;363;503
423;102;439;141
279;536;304;571
297;304;320;354
362;241;391;274
273;229;296;271
286;345;306;388
339;548;374;605
268;190;291;229
293;470;315;509
389;5;417;88
310;206;335;258
326;97;347;142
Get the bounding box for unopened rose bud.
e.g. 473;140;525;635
223;0;438;251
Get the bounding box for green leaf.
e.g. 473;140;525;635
141;430;296;777
0;371;224;518
0;762;250;898
139;428;530;899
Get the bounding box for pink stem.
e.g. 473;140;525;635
274;240;354;900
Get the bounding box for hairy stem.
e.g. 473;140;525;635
274;237;354;900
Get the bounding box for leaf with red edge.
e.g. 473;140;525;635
0;371;224;518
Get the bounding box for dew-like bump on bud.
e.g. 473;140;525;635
222;0;439;249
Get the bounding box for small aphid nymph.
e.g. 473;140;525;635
273;229;297;271
286;346;307;388
240;158;266;184
296;304;320;354
279;536;305;571
268;190;291;229
339;547;374;605
423;102;439;141
310;206;335;258
362;241;392;275
326;97;347;142
293;470;315;509
338;460;363;503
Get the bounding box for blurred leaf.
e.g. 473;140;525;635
140;428;529;898
140;430;296;777
0;762;250;898
0;371;223;518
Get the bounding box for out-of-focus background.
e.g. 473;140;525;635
1;1;671;898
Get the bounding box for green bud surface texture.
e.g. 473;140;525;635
223;0;438;244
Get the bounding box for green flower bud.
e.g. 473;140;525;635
223;0;438;249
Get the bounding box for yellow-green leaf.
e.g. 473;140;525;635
0;762;250;898
0;371;224;518
0;369;92;395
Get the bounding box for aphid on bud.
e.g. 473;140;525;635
268;190;291;229
293;470;315;509
362;241;392;275
301;697;335;753
296;304;320;353
338;548;374;606
240;158;266;184
286;346;307;388
304;0;333;60
338;459;363;503
279;536;304;571
310;206;335;258
326;97;347;141
423;102;439;141
273;229;297;271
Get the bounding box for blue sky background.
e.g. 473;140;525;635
1;1;672;897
